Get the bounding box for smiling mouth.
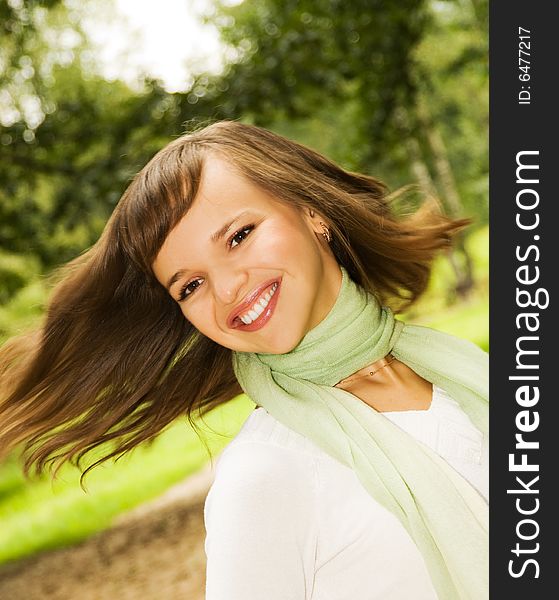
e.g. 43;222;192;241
229;279;282;332
237;282;279;324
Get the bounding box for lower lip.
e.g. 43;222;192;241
233;280;281;332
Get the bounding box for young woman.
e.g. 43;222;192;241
0;121;488;599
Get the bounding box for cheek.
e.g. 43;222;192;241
254;221;318;266
180;301;211;333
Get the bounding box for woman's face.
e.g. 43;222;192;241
152;153;342;354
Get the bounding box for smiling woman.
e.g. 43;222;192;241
151;153;342;354
0;121;488;600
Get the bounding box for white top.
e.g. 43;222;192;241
204;385;489;600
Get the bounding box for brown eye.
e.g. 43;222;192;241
178;278;204;302
229;225;255;249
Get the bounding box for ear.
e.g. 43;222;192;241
304;207;332;244
305;207;326;235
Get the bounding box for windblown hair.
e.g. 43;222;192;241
0;120;470;488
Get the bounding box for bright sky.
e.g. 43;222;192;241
82;0;234;92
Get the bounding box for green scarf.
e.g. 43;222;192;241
232;265;488;600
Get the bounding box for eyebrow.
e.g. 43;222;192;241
210;210;251;244
165;210;252;292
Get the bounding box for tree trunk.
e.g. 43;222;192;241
395;105;473;299
415;99;475;298
394;106;438;195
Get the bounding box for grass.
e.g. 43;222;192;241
0;227;488;565
0;396;254;564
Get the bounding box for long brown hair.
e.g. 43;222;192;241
0;120;470;489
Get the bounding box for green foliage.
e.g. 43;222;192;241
199;0;431;158
0;276;47;342
1;67;186;269
1;0;65;79
0;250;41;304
413;1;488;222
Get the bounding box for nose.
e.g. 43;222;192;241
211;268;247;306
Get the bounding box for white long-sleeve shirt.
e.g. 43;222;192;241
204;385;489;600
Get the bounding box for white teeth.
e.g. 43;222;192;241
238;281;279;325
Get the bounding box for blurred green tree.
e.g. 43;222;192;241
0;1;192;281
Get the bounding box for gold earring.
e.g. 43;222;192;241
320;221;331;243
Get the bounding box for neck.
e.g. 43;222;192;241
235;266;403;387
335;354;396;386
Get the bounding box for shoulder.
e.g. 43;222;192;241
205;408;320;517
203;410;321;599
203;409;322;570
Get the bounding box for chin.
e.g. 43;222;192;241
258;328;305;355
261;342;298;355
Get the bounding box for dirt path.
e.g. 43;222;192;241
0;461;216;600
